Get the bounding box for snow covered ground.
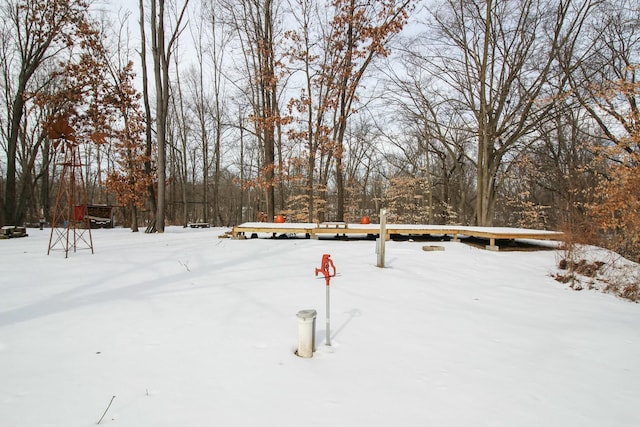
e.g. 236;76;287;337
1;227;639;426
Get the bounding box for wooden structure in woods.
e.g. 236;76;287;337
84;205;115;228
230;222;563;251
1;226;28;239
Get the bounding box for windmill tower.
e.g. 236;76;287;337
47;117;94;257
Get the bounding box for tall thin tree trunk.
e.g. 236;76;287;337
40;138;52;222
139;0;157;231
424;130;433;224
476;0;492;226
5;81;27;225
149;0;189;232
239;110;244;224
131;203;139;232
152;0;167;232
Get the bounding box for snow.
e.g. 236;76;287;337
1;227;639;426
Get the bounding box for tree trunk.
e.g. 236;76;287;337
139;0;157;232
4;80;27;225
131;203;139;232
475;0;492;226
152;0;167;232
335;153;345;221
306;149;316;222
148;0;189;232
40;138;52;222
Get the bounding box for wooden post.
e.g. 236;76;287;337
486;237;499;251
377;208;387;268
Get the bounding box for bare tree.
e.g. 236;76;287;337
382;58;477;224
566;0;640;154
412;0;596;225
138;0;158;227
285;0;413;221
189;3;213;225
198;0;232;225
323;0;413;221
222;0;284;221
141;0;190;232
284;0;335;222
170;52;192;227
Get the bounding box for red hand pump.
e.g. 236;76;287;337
315;253;336;286
314;254;336;346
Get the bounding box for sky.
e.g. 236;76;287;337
1;226;639;426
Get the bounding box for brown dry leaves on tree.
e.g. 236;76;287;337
34;14;111;144
585;66;640;261
105;62;151;212
31;12;151;218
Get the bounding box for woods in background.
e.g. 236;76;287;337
1;0;638;260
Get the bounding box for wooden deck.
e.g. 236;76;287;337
230;222;563;251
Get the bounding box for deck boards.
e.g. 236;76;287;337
231;222;563;250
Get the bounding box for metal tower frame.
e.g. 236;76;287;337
47;143;94;257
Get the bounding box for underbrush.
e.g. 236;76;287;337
553;244;640;302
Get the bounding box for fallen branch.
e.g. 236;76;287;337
97;395;116;424
178;260;191;272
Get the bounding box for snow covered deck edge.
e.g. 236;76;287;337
231;222;563;250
